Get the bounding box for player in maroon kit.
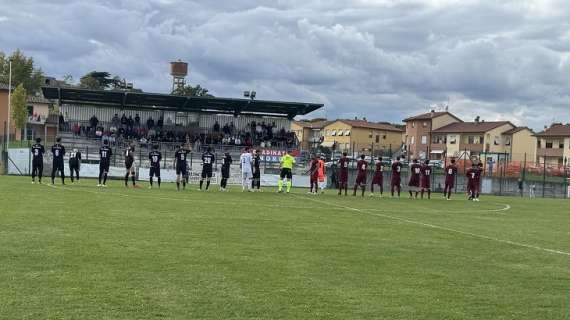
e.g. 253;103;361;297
443;159;458;200
466;163;479;201
337;152;349;196
390;157;403;197
353;154;368;197
420;159;432;199
308;154;320;195
408;159;421;199
475;162;483;201
370;159;384;197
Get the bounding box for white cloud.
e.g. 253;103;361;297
0;0;569;130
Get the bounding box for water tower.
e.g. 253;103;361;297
170;60;188;92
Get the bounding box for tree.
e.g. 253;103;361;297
172;84;213;97
79;71;117;90
0;50;44;94
11;84;28;137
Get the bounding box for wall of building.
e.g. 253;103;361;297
509;130;537;162
322;121;352;152
432;114;460;130
405;119;431;158
483;123;515;153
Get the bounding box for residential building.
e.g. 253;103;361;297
431;121;515;160
501;127;536;163
321;119;403;156
0;84;57;142
403;111;462;159
534;123;570;166
291;119;331;150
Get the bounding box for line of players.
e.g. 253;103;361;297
334;152;483;201
30;138;297;193
30;138;482;200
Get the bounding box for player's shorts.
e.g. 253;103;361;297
221;167;230;179
201;168;213;179
176;164;187;175
53;161;64;171
355;173;367;185
149;166;160;177
280;168;292;179
99;161;110;172
408;177;420;188
339;170;348;184
310;174;319;184
125;160;134;170
32;159;43;171
253;169;261;179
444;177;455;188
391;176;401;186
421;178;431;189
372;173;383;185
242;171;253;180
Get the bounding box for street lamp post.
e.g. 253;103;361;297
6;60;12;148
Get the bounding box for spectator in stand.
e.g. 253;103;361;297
213;121;220;133
112;114;120;127
89;115;99;136
59;113;65;131
127;115;134;130
95;126;103;139
121;113;128;126
166;117;173;125
72;123;80;136
230;122;235;134
157;116;164;128
147;117;154;129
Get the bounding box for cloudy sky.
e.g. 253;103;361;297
1;0;569;130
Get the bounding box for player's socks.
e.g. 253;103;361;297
278;179;283;192
150;178;153;187
199;180;204;190
125;173;129;186
131;175;136;186
157;178;161;188
361;186;365;197
206;180;210;190
420;190;424;199
103;173;108;185
286;180;292;193
182;181;186;189
176;182;180;190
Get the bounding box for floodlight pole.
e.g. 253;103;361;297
6;60;12;148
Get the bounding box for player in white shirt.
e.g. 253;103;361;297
240;147;253;192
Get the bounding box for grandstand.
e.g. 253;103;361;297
39;87;323;174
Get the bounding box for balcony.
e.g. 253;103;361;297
537;148;563;157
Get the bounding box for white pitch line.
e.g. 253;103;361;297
295;195;570;257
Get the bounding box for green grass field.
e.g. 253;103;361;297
0;175;568;319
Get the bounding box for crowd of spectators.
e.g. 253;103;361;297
65;114;298;149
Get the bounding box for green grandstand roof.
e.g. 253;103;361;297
42;87;323;119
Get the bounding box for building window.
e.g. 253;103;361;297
449;135;457;144
345;130;351;136
338;131;344;136
369;131;373;139
411;136;415;145
421;135;427;144
546;141;553;148
538;140;541;148
559;142;564;149
468;136;476;144
331;130;337;136
375;135;380;143
383;135;387;140
422;122;427;128
412;122;415;128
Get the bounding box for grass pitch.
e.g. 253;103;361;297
0;175;568;319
